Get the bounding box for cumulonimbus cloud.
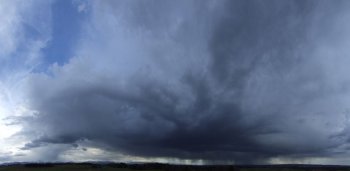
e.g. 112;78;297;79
15;0;350;164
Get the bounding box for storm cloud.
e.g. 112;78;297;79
13;0;350;164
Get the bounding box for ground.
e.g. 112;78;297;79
0;163;350;171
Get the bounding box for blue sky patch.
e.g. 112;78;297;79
41;0;87;68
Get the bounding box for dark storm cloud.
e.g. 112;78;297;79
18;0;350;163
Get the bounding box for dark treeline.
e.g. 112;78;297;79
5;163;350;171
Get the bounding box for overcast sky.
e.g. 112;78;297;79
2;0;350;165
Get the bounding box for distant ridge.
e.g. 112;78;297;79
1;162;350;171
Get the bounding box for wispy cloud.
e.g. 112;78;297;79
0;0;52;162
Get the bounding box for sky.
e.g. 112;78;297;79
3;0;350;165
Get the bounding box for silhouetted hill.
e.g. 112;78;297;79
1;162;350;171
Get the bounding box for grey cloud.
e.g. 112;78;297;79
17;0;350;164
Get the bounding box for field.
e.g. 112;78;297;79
0;163;159;171
0;163;350;171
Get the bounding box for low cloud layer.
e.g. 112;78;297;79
9;0;350;164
